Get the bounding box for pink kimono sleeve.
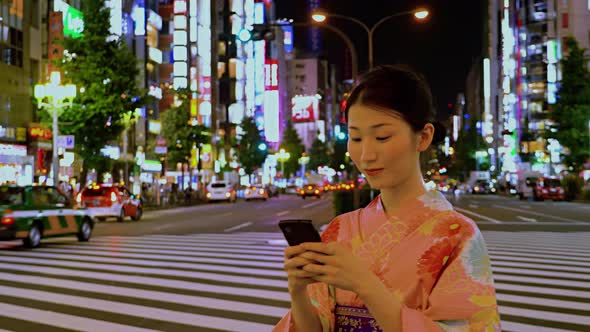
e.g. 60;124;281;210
401;230;502;331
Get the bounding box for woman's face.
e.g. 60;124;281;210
347;103;421;190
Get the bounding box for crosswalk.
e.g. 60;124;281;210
0;231;588;331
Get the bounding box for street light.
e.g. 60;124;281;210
276;148;290;178
34;71;77;186
311;8;429;68
299;152;310;178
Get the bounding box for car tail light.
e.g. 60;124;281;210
1;210;14;225
315;190;320;194
111;192;117;202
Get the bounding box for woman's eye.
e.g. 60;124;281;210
376;136;391;141
350;138;361;142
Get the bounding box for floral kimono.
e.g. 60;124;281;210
274;190;501;332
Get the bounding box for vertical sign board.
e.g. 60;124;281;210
48;11;64;74
264;59;279;142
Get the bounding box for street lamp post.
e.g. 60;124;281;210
276;148;291;178
312;8;429;69
34;72;76;186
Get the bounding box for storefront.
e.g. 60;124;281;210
0;143;34;185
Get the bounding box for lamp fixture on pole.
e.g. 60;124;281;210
311;8;429;68
34;71;77;186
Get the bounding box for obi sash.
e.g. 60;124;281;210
334;305;382;332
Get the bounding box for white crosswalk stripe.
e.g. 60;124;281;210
483;231;590;332
0;231;588;331
0;232;290;332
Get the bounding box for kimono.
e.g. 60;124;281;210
274;190;501;332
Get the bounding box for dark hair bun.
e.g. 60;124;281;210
431;122;447;145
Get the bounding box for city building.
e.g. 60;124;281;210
286;57;328;151
487;0;589;181
0;0;36;185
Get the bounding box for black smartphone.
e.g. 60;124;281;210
278;219;322;246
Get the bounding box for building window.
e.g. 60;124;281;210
562;13;568;28
0;3;23;68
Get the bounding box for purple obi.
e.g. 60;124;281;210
334;305;382;332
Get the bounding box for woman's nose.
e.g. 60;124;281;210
360;142;377;162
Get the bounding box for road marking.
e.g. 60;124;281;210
516;215;537;222
0;263;288;301
302;201;324;209
154;224;176;231
0;285;277;332
0;256;288;287
223;222;252;233
468;204;479;209
0;303;160;332
276;210;290;217
492;205;581;223
454;207;501;223
520;205;531;209
220;212;233;217
0;272;288;318
501;320;579;332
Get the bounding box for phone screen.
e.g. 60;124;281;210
279;219;322;246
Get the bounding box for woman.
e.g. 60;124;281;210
274;65;501;332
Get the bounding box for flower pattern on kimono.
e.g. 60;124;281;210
321;219;341;243
432;213;475;238
417;236;460;290
461;231;494;284
419;190;454;212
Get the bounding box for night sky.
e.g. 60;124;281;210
274;0;486;121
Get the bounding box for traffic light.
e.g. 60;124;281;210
236;25;275;42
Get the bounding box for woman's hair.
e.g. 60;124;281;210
344;64;447;145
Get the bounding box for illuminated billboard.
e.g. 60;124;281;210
54;0;84;38
291;95;318;122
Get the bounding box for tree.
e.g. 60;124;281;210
236;116;267;177
45;0;148;184
308;137;331;172
546;37;590;172
449;120;480;180
160;89;210;185
280;120;305;178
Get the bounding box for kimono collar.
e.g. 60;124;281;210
372;189;453;227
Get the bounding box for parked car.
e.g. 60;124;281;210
299;184;322;199
244;185;269;201
532;177;565;201
76;184;142;222
0;185;94;248
203;182;236;203
471;180;496;194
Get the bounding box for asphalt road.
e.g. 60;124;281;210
92;193;335;237
0;192;588;331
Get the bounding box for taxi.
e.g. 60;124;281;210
0;185;94;248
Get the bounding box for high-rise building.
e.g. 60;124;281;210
0;0;36;185
492;0;572;177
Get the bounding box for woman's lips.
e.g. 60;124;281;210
365;169;384;176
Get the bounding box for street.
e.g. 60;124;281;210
0;193;588;331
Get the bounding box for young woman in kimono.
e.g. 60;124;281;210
274;65;501;332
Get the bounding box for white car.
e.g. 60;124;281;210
204;182;236;203
244;185;268;201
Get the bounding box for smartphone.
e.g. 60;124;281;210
278;219;322;246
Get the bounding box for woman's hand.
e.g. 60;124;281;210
298;242;375;293
284;244;322;294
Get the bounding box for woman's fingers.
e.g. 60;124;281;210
284;256;315;270
284;245;306;259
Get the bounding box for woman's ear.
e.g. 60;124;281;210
417;123;434;152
